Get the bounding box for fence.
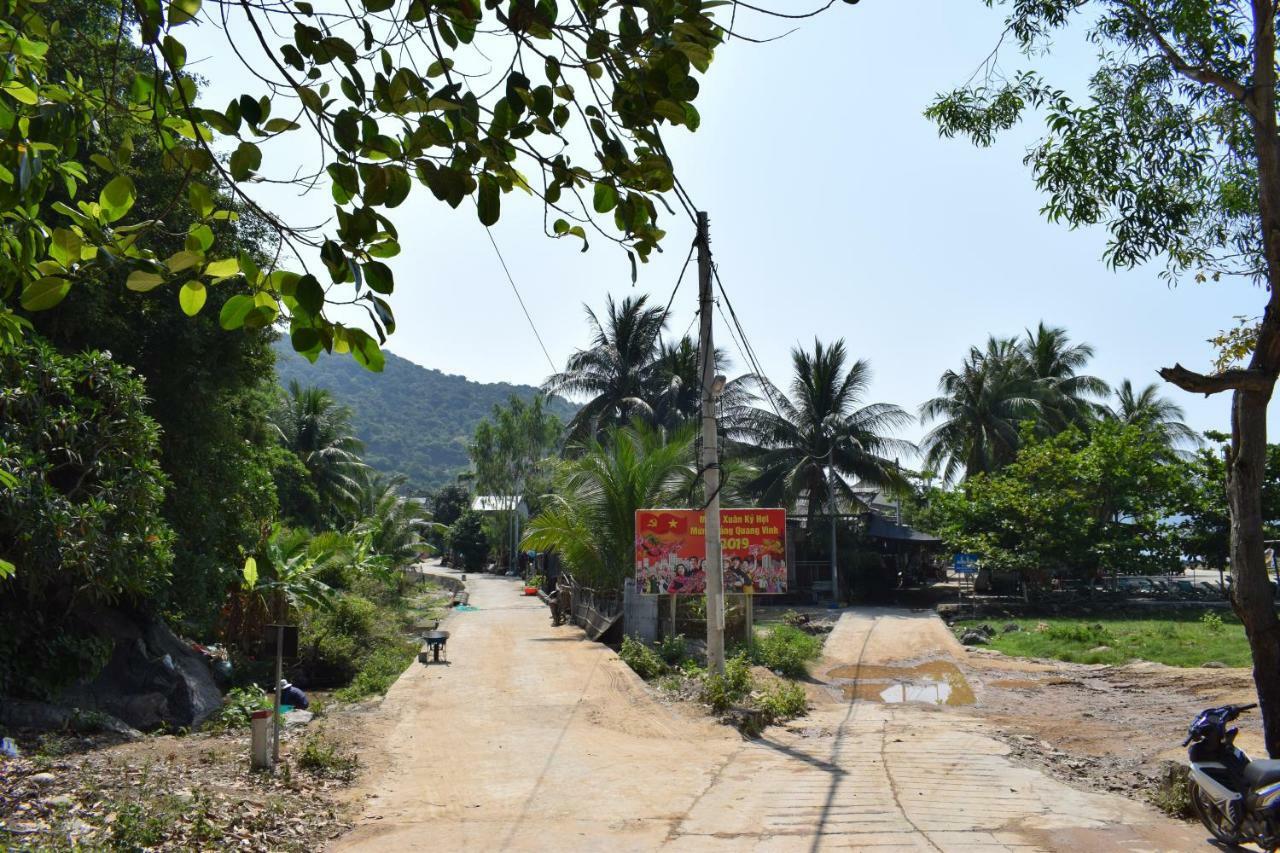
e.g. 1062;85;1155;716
557;573;623;641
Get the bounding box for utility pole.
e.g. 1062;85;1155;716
697;211;726;674
828;442;839;608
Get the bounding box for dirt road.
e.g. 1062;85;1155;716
333;578;1209;852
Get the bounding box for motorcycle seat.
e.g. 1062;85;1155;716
1244;760;1280;787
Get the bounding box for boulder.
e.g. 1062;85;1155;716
0;698;141;739
1002;622;1021;634
960;631;990;646
1202;661;1228;669
283;709;314;727
58;611;222;731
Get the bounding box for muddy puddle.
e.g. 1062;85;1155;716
827;661;977;706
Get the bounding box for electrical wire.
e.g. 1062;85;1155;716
482;225;559;375
658;239;697;332
713;265;788;423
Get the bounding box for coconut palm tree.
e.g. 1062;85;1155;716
1020;322;1110;429
272;381;367;522
1107;379;1201;451
349;472;437;567
542;295;667;442
523;422;694;589
733;339;914;514
919;337;1044;483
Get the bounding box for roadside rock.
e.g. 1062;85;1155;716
1002;623;1021;633
28;772;56;787
58;611;222;731
1088;645;1111;654
0;699;141;739
1202;661;1227;669
284;710;314;727
960;631;990;646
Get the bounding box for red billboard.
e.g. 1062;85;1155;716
634;508;787;594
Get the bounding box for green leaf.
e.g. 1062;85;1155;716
243;556;258;588
291;325;321;352
477;174;500;226
19;277;70;310
219;294;255;329
593;182;617;213
364;261;393;294
295;274;325;315
99;174;137;221
168;0;201;25
204;257;240;278
179;280;207;315
350;331;385;371
166;249;201;272
263;117;300;133
126;270;166;292
229;141;261;180
187;223;215;252
161;35;187;71
1;82;37;105
188;182;214;217
0;558;13;581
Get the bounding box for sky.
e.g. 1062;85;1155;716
183;1;1272;449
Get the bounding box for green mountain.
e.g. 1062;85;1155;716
274;342;575;493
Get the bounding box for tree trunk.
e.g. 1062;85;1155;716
1229;387;1280;756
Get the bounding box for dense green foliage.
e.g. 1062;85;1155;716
926;421;1181;583
447;510;491;570
0;0;734;365
277;343;574;491
0;339;173;695
1175;433;1280;569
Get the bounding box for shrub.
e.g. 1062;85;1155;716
209;686;272;730
620;635;666;680
759;681;808;723
333;642;417;702
781;610;807;627
751;625;822;678
297;731;358;777
1201;611;1225;634
701;652;753;713
0;339;174;698
1045;622;1114;645
657;633;687;665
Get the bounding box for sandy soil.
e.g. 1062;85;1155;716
330;576;1209;852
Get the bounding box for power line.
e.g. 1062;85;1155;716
658;239;697;332
713;264;788;422
482;225;558;375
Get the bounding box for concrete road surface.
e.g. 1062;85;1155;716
331;572;1209;852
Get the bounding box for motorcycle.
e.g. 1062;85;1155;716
1185;702;1280;849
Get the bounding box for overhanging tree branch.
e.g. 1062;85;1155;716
1159;363;1277;395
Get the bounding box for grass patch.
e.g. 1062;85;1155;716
296;731;358;778
955;612;1252;667
333;642;417;702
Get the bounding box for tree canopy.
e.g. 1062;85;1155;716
0;0;743;366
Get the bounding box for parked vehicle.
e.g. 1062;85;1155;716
1185;702;1280;849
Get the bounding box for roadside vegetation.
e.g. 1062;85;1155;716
954;613;1252;668
619;626;819;736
